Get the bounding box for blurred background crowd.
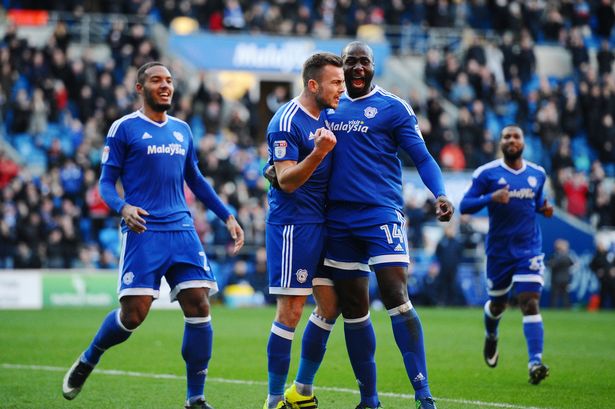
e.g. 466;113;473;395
1;0;615;309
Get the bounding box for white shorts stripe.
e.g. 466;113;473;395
512;274;544;285
343;312;370;324
488;282;514;297
271;324;295;340
324;259;370;272
522;314;543;323
169;280;219;301
369;254;410;265
268;287;312;296
119;287;160;299
312;277;334;287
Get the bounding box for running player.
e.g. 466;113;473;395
460;124;553;385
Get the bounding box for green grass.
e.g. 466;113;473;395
0;306;614;408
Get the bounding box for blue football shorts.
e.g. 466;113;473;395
117;230;217;301
324;208;410;279
266;222;331;295
486;253;545;301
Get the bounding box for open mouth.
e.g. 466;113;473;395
351;78;365;88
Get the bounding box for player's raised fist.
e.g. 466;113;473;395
313;127;336;154
492;185;510;204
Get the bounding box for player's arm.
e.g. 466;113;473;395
396;116;453;221
275;127;336;193
184;143;244;253
99;124;149;233
459;176;509;214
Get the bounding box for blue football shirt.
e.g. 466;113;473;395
461;159;548;259
266;98;331;225
102;110;198;231
324;86;445;225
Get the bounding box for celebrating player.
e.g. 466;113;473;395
62;62;244;409
323;41;453;409
263;52;345;409
460;125;553;385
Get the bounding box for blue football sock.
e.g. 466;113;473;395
82;309;132;366
267;321;295;403
388;301;431;399
182;316;213;401
484;300;503;338
295;312;335;394
344;313;379;408
523;314;544;366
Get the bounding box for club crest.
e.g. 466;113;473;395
364;106;378;119
527;176;537;187
296;268;308;284
173;131;184;142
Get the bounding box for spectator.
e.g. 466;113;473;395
589;239;615;309
434;223;464;306
548;239;575;308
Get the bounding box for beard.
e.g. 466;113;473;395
143;89;172;112
315;92;332;110
503;146;523;161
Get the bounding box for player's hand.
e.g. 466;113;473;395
226;214;244;255
313;127;336;155
264;165;281;189
539;199;554;218
491;185;510;204
436;195;454;222
121;204;149;233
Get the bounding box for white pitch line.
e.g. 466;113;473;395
1;363;551;409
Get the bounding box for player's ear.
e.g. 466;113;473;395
307;78;319;94
135;82;143;94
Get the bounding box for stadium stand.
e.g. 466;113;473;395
1;1;615;308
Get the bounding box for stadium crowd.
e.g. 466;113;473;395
1;1;615;308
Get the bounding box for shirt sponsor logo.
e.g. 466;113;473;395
101;146;110;164
364;106;378;118
325;119;369;133
508;188;535;199
274;140;287;158
146;143;186;156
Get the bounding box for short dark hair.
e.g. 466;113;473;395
501;124;523;138
302;52;343;87
137;61;167;85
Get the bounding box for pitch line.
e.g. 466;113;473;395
1;363;551;409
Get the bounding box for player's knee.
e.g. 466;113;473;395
489;301;507;317
379;285;409;310
520;297;540;315
120;310;146;330
276;299;305;327
314;304;339;321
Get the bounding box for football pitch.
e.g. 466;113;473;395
0;306;613;409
